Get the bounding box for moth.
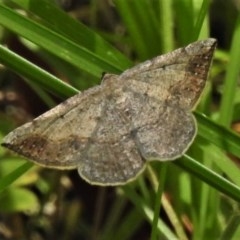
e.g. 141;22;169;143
2;39;217;186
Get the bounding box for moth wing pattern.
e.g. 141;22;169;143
1;39;217;185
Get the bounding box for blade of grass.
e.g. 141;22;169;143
150;164;167;240
122;185;178;239
115;0;161;59
191;0;211;40
148;165;188;240
0;4;123;77
110;208;144;240
219;13;240;126
196;112;240;158
174;0;194;44
0;161;33;194
220;215;240;240
0;45;78;98
198;138;240;186
158;0;174;52
9;0;132;70
175;155;240;202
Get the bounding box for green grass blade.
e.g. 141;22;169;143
122;185;177;239
150;165;166;240
158;0;174;52
175;155;240;202
115;0;161;59
0;162;33;194
192;0;211;40
0;4;123;77
9;0;132;70
196;113;240;158
0;45;78;98
219;13;240;126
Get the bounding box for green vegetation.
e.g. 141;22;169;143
0;0;240;239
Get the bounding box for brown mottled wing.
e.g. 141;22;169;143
119;92;197;161
1;39;216;185
114;38;216;161
2;77;145;185
119;38;217;110
76;92;146;185
2;85;107;169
